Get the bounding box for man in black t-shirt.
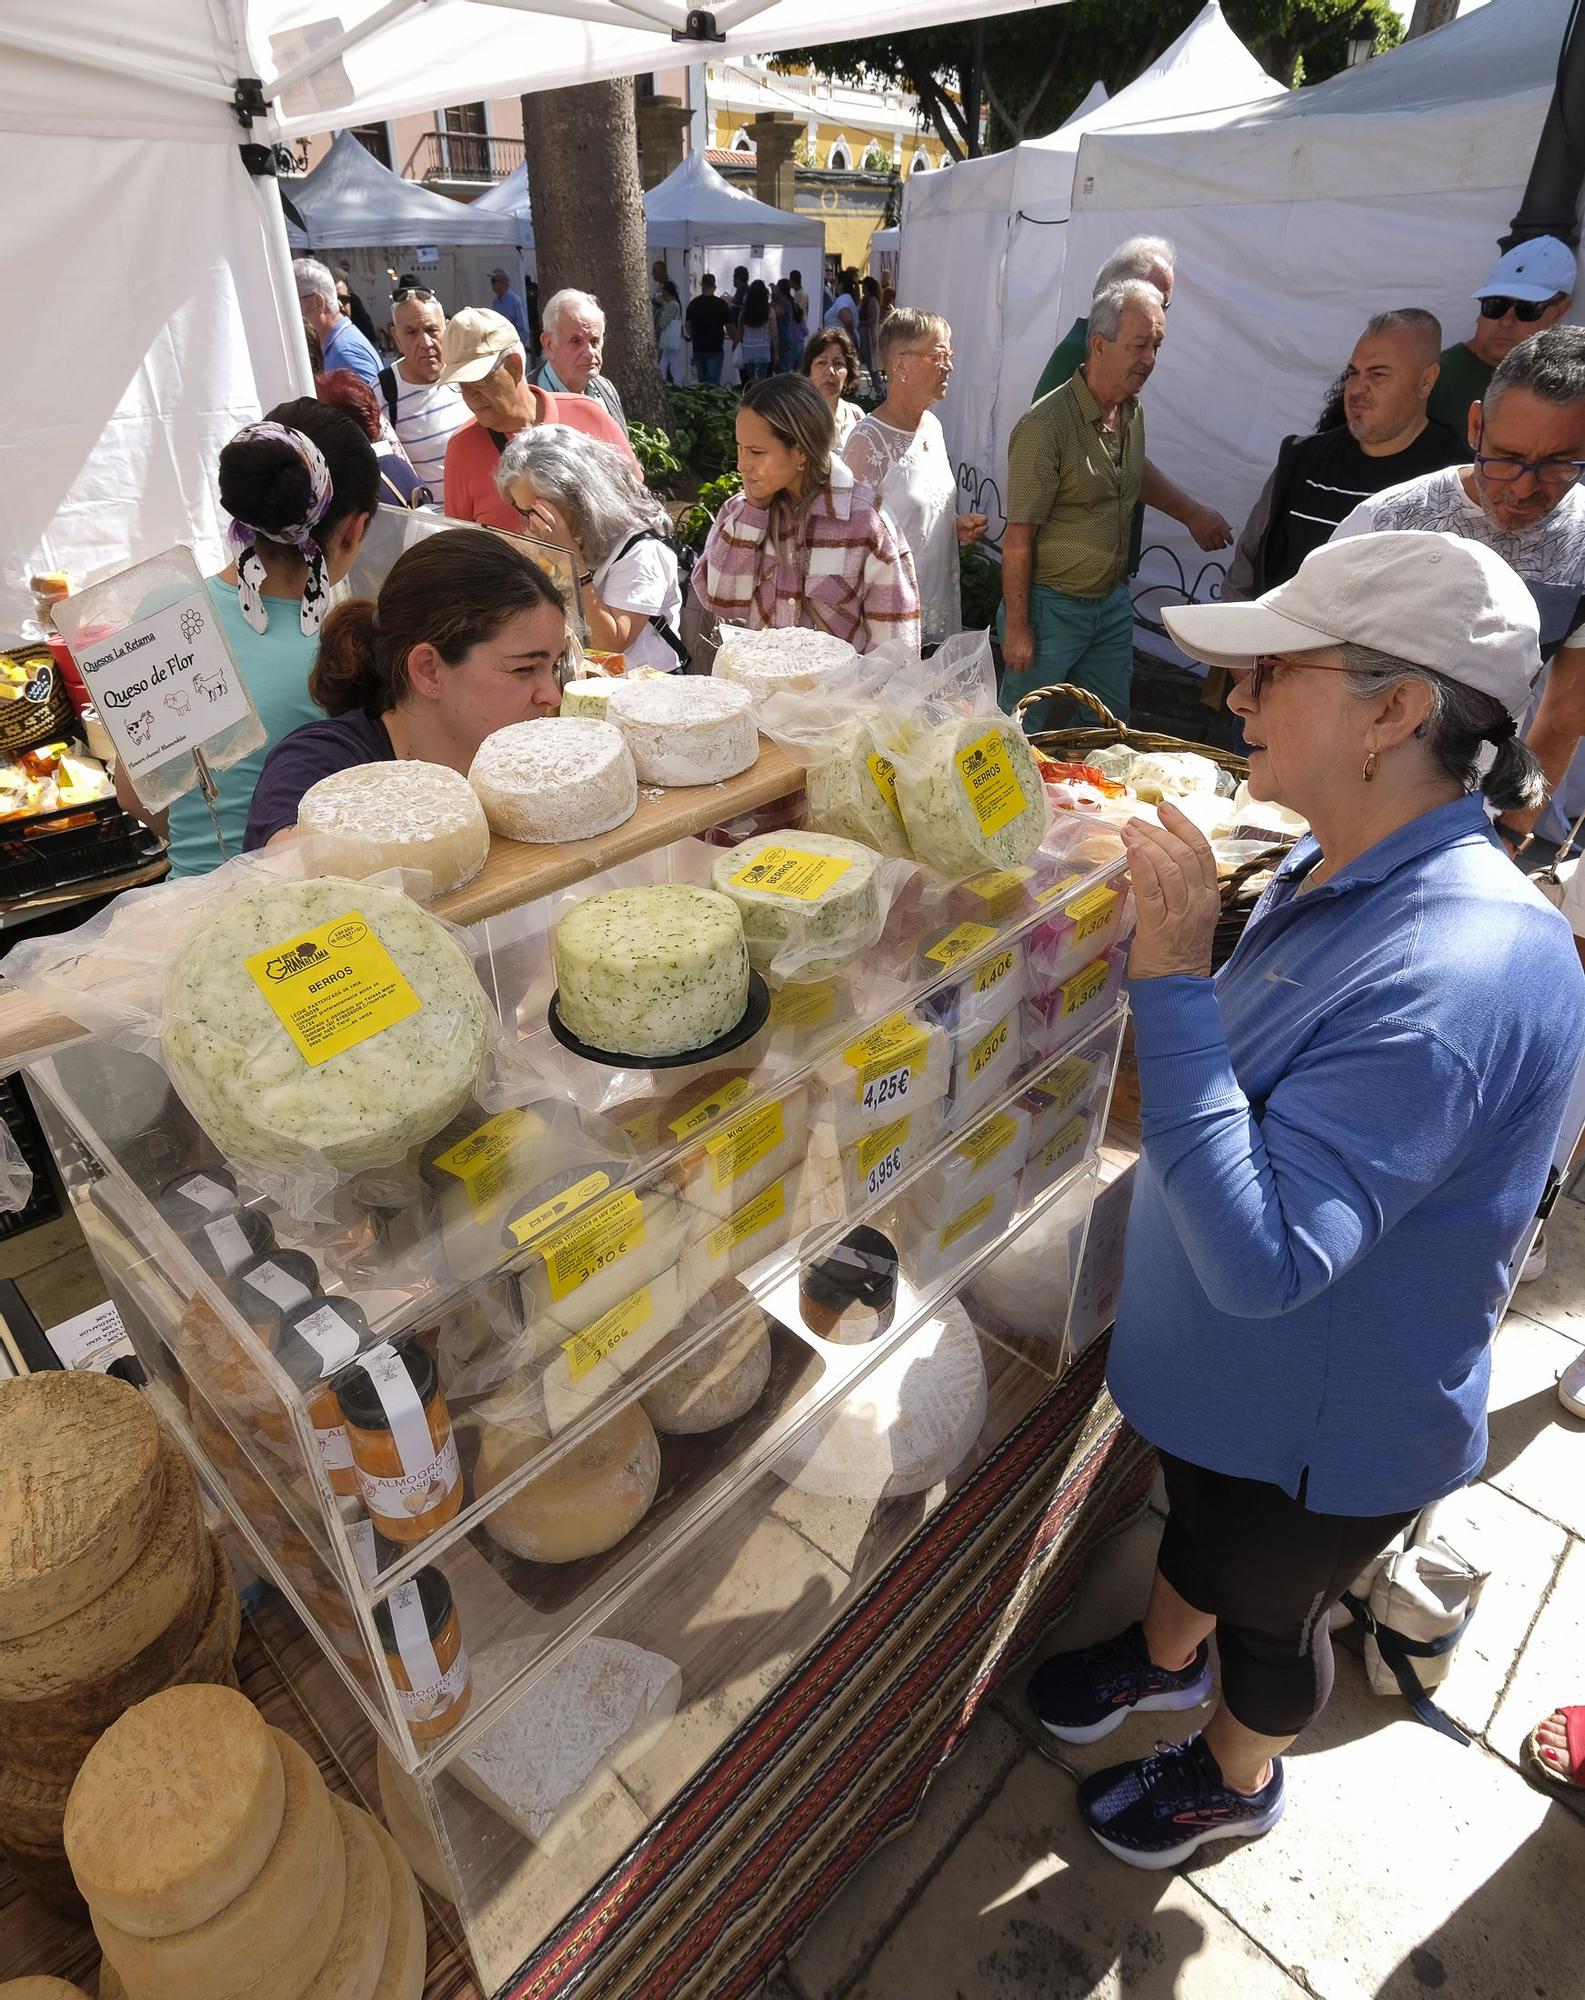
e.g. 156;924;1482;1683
685;275;733;387
1226;310;1463;599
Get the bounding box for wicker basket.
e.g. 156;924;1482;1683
0;645;76;757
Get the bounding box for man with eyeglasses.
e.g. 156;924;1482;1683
1333;326;1585;851
378;287;469;511
1426;237;1575;436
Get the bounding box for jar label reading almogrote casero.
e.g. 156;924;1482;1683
434;1108;532;1220
177;1174;235;1214
956;732;1028;838
353;1344;461;1517
727;845;855;902
245;910;422;1068
388;1576;467;1728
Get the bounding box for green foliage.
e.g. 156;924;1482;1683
627;421;682;491
663;384;742;481
959;542;1002;633
675;474;743;554
861;142;892;173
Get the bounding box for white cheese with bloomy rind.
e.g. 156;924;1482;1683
161;876;489;1174
296;760;489;900
712;625;858;700
805;717;913;859
476;1403;660;1564
605;676;758;786
553;884;749;1057
710;830;883;980
895;716;1049;878
468;717;636;843
63;1686;287;1940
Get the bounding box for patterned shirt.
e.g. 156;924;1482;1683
1006;368;1144;600
692;458;921;654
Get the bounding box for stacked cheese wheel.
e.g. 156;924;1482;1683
66;1687;425;2000
0;1376;238;1916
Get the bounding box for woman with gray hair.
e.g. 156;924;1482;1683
1030;529;1585;1868
497;425;684;669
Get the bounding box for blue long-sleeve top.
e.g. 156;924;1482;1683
1108;794;1585;1516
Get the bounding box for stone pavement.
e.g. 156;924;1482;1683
772;1197;1585;2000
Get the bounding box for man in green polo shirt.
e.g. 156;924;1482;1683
1001;280;1183;727
1426;235;1576;435
1031;234;1176;405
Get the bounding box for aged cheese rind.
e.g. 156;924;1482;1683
712;626;858;700
374;1743;451;1904
297;1801;391;2000
605;678;757;786
0;1437;205;1702
711;830;882;979
92;1731;341;2000
468;719;636;844
641;1316;771;1434
0;1373;163;1642
63;1685;286;1939
296;761;490;900
365;1814;426;2000
161;876;489;1175
895;717;1048;878
553;885;749;1058
477;1404;659;1564
0;1981;93;1998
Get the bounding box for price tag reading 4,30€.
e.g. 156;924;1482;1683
246;910;421;1068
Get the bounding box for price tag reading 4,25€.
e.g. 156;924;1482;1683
843;1012;929;1114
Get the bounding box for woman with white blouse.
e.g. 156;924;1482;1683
843;308;988;648
800;326;865;451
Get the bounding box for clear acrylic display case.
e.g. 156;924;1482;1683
23;810;1130;1984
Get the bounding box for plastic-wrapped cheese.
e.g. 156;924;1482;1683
681;1166;804;1294
295;761;489;899
713;626;858;701
513;1178;690;1335
606;677;758;786
469;718;636;843
657;1070;810;1221
553;884;749;1058
949;1001;1022;1123
711;831;882;980
816;1009;951;1145
161;877;489;1174
967;1173;1093;1338
897;1173;1018;1289
534;1268;688;1434
913;1100;1033;1227
829;1096;946;1213
896;716;1048;877
805;717;912;858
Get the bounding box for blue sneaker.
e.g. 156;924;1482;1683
1078;1733;1286;1869
1028;1622;1213;1744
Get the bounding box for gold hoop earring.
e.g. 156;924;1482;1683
1363;751;1378;783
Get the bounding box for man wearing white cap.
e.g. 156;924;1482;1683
1426;234;1575;435
1028;531;1585;1868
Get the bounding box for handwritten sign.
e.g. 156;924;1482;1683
71;588;252;778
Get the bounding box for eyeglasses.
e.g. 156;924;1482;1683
1472;418;1585;491
1479;293;1561;322
389;286;436;305
1245;654;1355;701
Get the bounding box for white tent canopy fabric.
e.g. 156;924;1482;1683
644;151;824;291
898;3;1283;534
287;128;522;248
1057;0;1570;658
0;0;1050;629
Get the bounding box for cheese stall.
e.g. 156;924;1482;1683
0;620;1168;2000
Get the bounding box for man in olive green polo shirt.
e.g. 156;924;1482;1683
1000;280;1170;726
1425;236;1576;434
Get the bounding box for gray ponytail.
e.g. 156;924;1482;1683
1338;642;1546;815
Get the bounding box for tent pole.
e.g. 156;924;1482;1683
1505;0;1585;249
263;0;427;107
0;22;237;105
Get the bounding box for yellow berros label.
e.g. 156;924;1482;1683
246;910;420;1067
727;845;854;901
866;751;905;826
955;730;1028;838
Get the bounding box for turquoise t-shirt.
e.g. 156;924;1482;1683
165;579;320;878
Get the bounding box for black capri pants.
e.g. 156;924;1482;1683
1155;1451;1416;1738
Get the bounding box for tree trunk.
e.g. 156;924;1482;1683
521;78;667;428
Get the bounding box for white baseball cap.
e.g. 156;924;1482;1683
436;307;522;383
1163;531;1542;716
1473;235;1577;303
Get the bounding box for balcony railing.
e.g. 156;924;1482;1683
402;131;526;184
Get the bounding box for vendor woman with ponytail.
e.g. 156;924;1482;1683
244;528;567;849
116;402;379;876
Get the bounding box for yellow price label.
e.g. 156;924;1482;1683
1060;960;1112;1018
706;1180;787;1261
1036;872;1086;907
955;729;1028;838
865;751;905;827
727;845;854;901
562;1285;654;1382
668;1074;753;1141
924;921;997;971
245;910;420;1068
973;949;1016;996
707;1100;786;1189
769;981;838;1033
433;1108;530;1220
955;1113;1017;1172
940;1191;996;1252
535;1191;645;1300
960;866;1034;907
843;1013;929;1103
968;1016;1011;1081
507;1170;612;1248
1065;885;1119;942
856;1116;910;1179
1037;1114;1089;1176
1029;1056;1093;1119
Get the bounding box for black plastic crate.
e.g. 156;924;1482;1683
0;1072;62;1238
0;796;164;903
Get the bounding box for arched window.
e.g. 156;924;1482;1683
910;148;932;174
827;135;851;171
731;128;753;152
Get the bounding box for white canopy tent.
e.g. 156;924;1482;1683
0;0;1051;632
471;163;535;258
869;225;899;283
644;151;825;294
1056;0;1573;657
898;4;1283;532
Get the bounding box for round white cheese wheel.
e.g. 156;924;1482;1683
468;718;636;844
605;678;757;787
161;876;489;1175
296;760;489;900
641;1313;771;1434
64;1686;287;1939
712;626;858;701
477;1404;660;1564
553;884;749;1058
779;1301;987;1498
711;829;882;979
806;717;912;858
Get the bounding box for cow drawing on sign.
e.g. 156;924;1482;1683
125;709;154;747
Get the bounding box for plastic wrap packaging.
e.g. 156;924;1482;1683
709;831;916;983
814;1009;952;1147
0;1115;32;1213
966;1174;1094;1342
948;1001;1022;1125
1024;947;1128;1061
755;647;913;859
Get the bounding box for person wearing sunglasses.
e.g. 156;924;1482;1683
1426;235;1575;435
378;286;468;512
243;528;567;851
1029;529;1585;1869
